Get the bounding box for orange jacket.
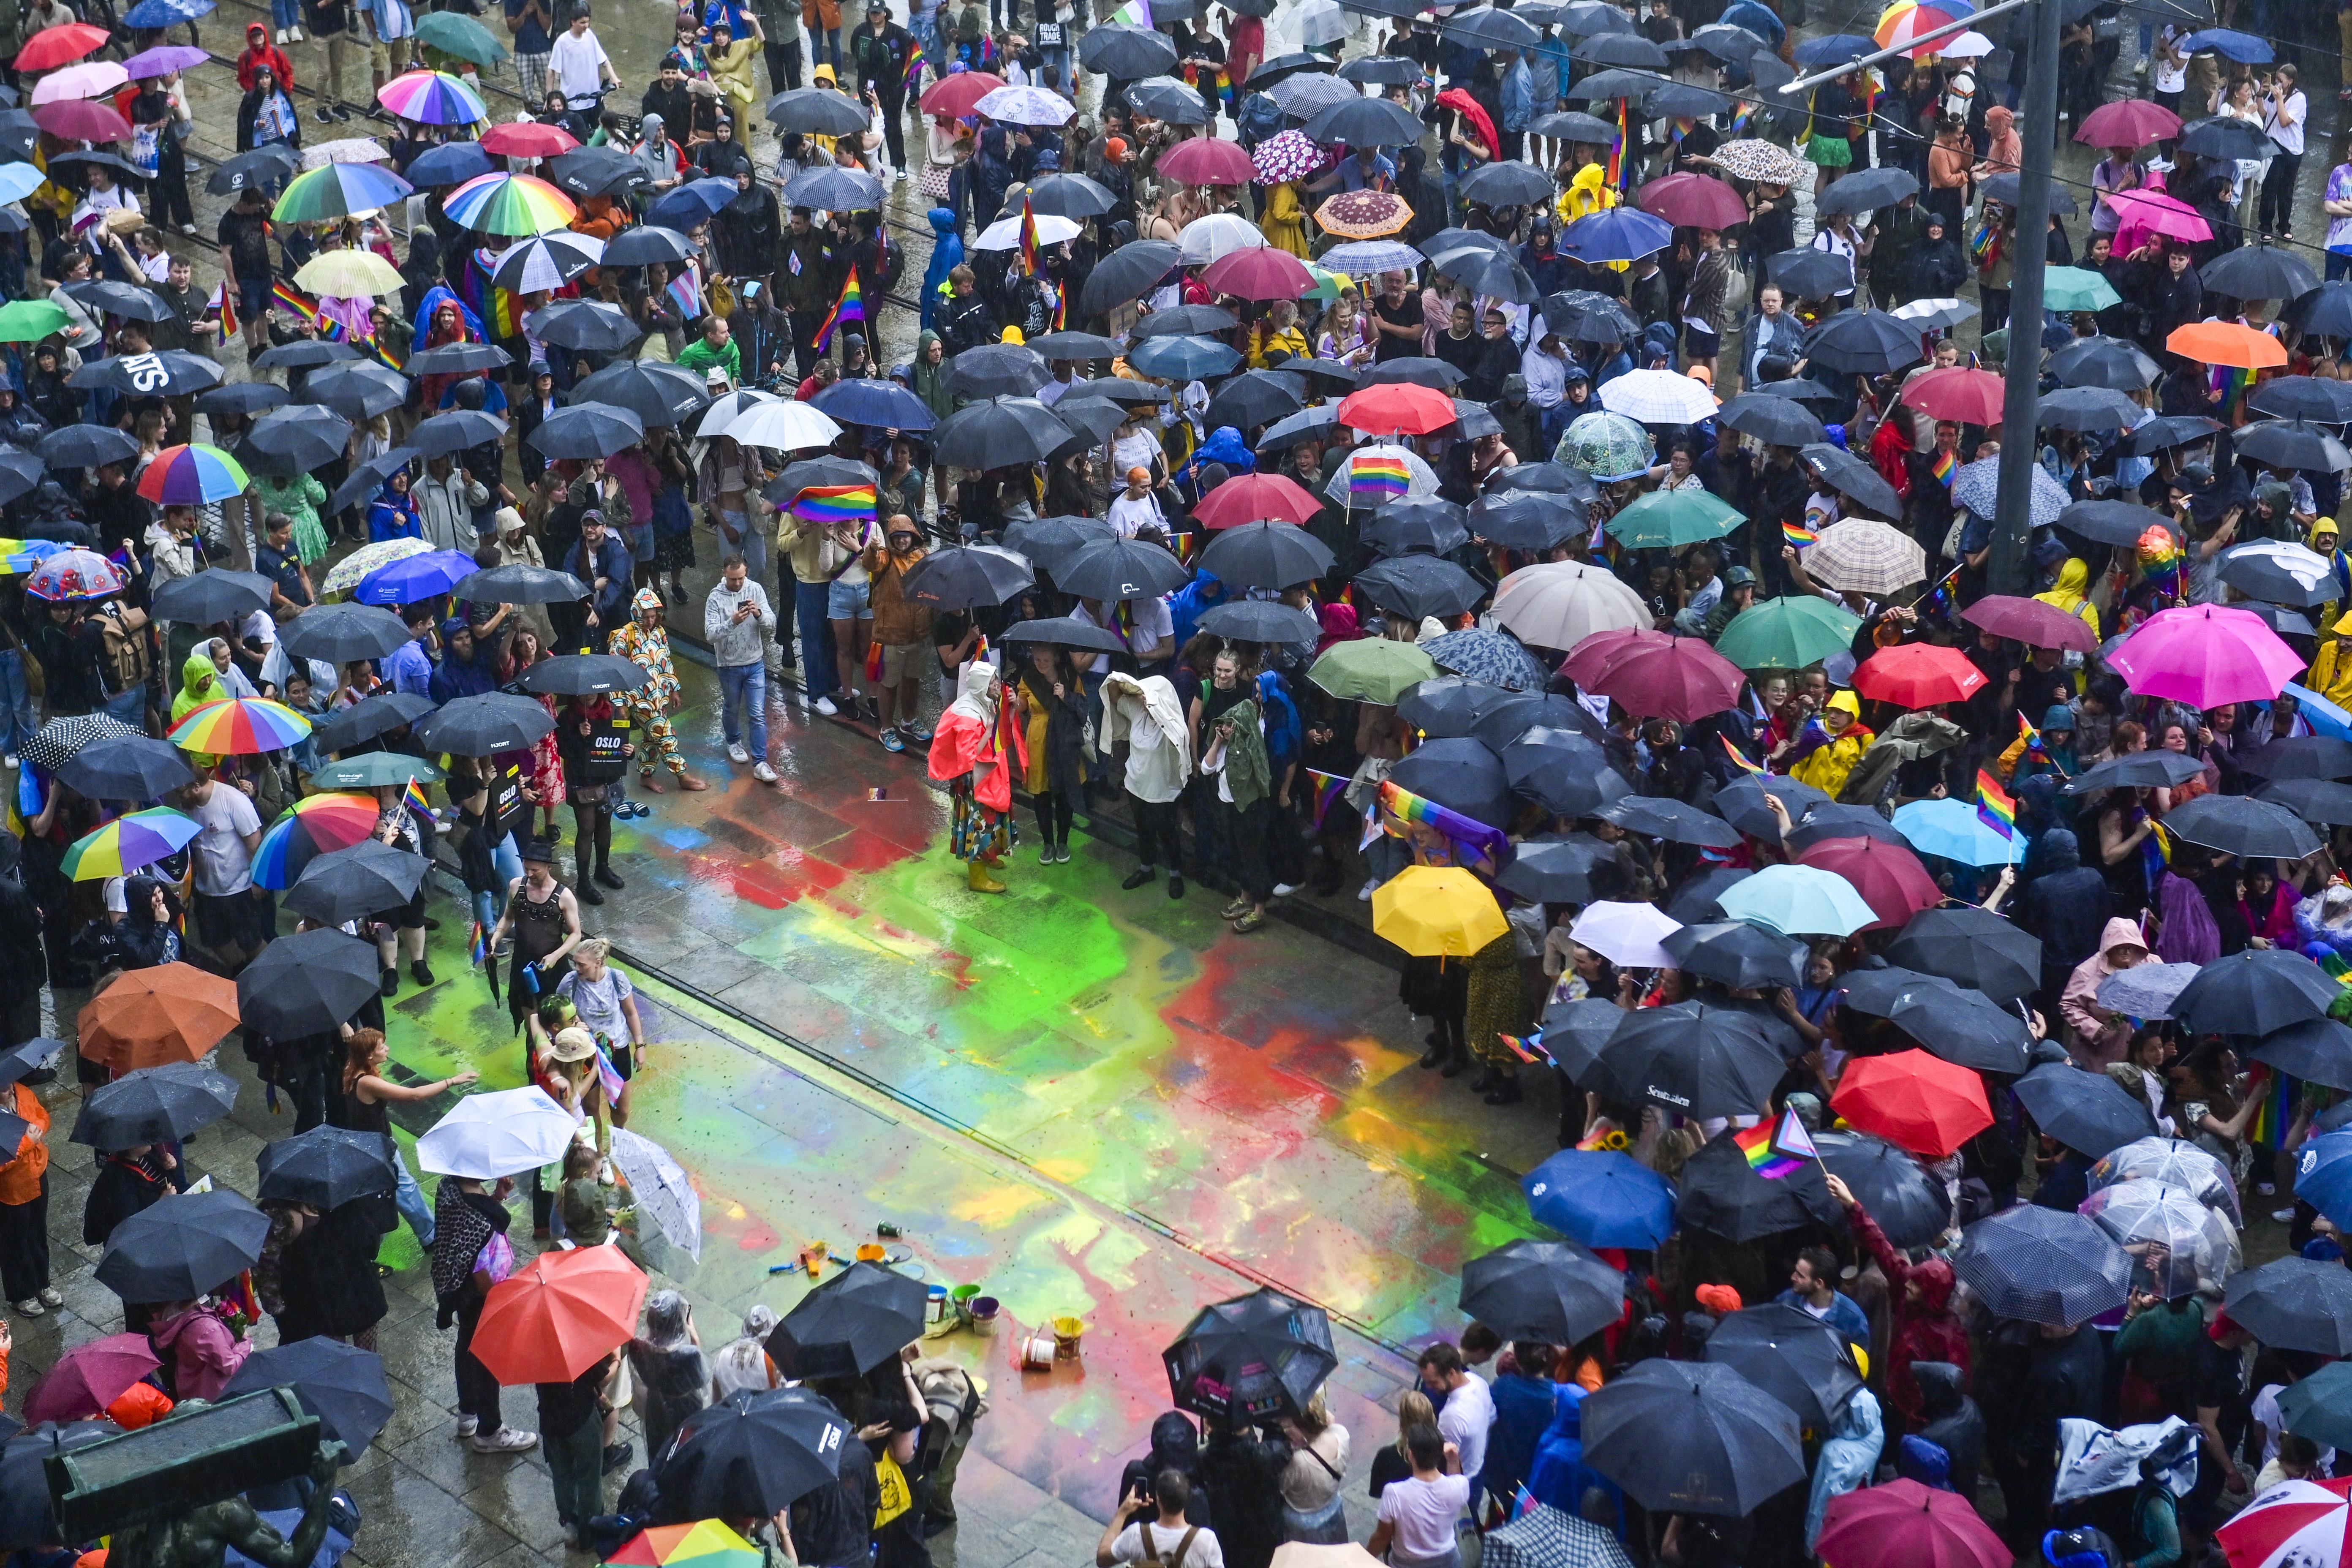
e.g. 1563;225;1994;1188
0;1083;51;1206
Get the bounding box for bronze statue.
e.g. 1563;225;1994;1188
101;1438;348;1568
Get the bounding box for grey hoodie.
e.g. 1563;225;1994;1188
703;575;775;668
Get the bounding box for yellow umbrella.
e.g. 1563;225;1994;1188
293;250;406;297
1372;865;1509;958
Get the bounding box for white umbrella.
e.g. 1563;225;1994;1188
1597;368;1719;425
973;210;1083;251
1939;29;1995;54
1570;900;1683;970
1321;441;1441;504
1296;0;1348;45
491;231;604;294
1490;561;1650;651
973;84;1075;125
610;1128;702;1262
300;137;393;168
722;399;844;450
695;387;781;439
1177;212;1268;265
30;61;127;104
416;1086;577;1179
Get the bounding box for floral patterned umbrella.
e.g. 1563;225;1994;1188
1557;410;1656;479
1711;137;1813;184
321;536;433;597
1315;188;1413;239
1251;129;1325;185
25;548;125;602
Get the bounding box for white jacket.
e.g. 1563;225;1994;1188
1100;672;1190;805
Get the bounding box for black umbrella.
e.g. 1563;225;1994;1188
1353;555;1485;621
0;1424;113;1550
279;602;415;665
1473;691;1602;751
1362;355;1468;391
206;145;301;195
0;1040;63;1091
1022;172;1116;219
999;615;1131;654
256;1126;399;1211
2202;242;2320;301
237;404;356;478
1664;864;1754;926
515;653;650;698
2037;385;2145;433
1366;498;1473;558
39;424;140;471
300;360;408;419
1443;3;1541;47
526;403;645;460
1835;966;1961;1019
1595;796;1741;847
2163;793;2323;860
765;85;871;133
1196;601;1321;643
1675;1129;1841;1240
662;1388;855;1518
1717;392;1827;446
95;1189;270;1302
601;224;696;268
2237;419;2352;474
1706;779;1828;843
1024;330;1122;363
1390;738;1515;830
1816;165;1917;217
1080;239;1182;315
69;350;220;397
1133;306;1246;341
1002;514;1115;565
931;396;1069;466
2061;749;2210;795
415;693;557;755
236;928;382;1037
2240;735;2352;781
66;281;171;324
222;1340;395;1455
1498;836;1630;905
2291;281;2352;338
1884;904;2043;1003
455;564;590;608
69;1060;237;1152
406;343;513;377
2251;1017;2352;1091
1889;987;2034;1075
150;570;275;630
941;344;1050;401
55;735;194;801
311;691;436;755
1525;996;1625;1083
1766;248;1854;299
569;361;708;428
1459;1239;1623;1348
765;1260;929;1378
2172;947;2343;1036
1201;369;1305;433
1301;94;1426;148
284;841;429;926
1165;1288;1337;1423
1460;162;1558;208
2132;414;2227;454
1660;922;1808;990
1057;537;1191;603
406;408;509;461
1531;109;1623;141
1806;310;1926;374
1952;1206;2132;1326
2219;542;2338;609
526;299;642;353
1783;803;1908;853
252;340;360;373
2014;1061;2162;1157
763;456;880;509
1470;493;1585;552
1081;22;1179;74
1596;1002;1787;1118
1502;729;1635;819
327;448;422;514
2049;336;2164;391
2262;779;2352;827
2251;375;2352;422
1572;66;1672;101
1816;1130;1952;1248
899;545;1036;610
1704;1302;1863;1428
1580;1358;1805;1516
2228;1258;2352;1356
1976;170;2072;214
1195;521;1331;591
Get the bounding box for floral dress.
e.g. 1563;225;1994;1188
605;594;685;778
253;472;330;564
525;693;566;816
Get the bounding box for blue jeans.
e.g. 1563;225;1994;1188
0;650;31;760
719;661;770;762
393;1152;434;1249
493;831;522;889
470;888;500;938
795;580;836;698
103;685;146;729
272;0;298;27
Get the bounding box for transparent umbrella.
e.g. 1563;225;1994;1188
2088;1136;2244;1225
2079;1176;2240;1299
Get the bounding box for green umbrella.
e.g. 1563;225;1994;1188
2043;267;2122;313
1712;596;1863;670
1604;488;1745;549
1308;638;1440;704
0;299;70;343
415;11;510;63
307;753;446;789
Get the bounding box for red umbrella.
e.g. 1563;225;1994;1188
1898;365;2006;425
13;22;108;69
918;71;1004;117
1568;631;1744;723
1200;245;1315;301
470;1242;649;1385
1816;1479;2009;1568
33;98;130;142
1853;642;1987;708
1795;836;1942;931
1435;88;1499;161
1636;172;1749;231
482;120;580;157
1337;382;1459;436
22;1333;160;1425
1158;136;1256;186
2075;97;2180;147
1829;1049;1992;1158
1192;472;1323;529
1959;593;2100;653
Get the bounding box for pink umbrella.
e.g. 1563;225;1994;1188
1158;136;1256;186
1199;245;1316;301
2110;189;2212;253
28;59;127;104
2075;98;2181;147
33;98;130;141
2108;603;2306;708
1569;632;1745;722
23;1333;161;1424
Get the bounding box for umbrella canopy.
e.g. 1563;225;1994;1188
61;807;198;882
249;794;380;890
1959;593;2102;653
1712;595;1864;670
2238;735;2352;780
2172;948;2342;1036
1521;1149;1676;1250
1419;629;1552;692
79;962;237;1073
1308;638;1439;703
416;1086;577;1179
898;545;1035;612
2255;1017;2352;1092
1595;796;1740;849
1659;921;1808;990
1580;1359;1805;1516
2092;1137;2242;1223
1353;555;1486;622
1704;1302;1863;1429
1854;642;1987;708
68;1060;236;1152
256;1125;398;1211
1488;562;1655;651
1595;1002;1785;1119
1165;1288;1337;1423
414;693;556;755
2112;604;2301;709
2096;961;2206;1022
95;1189;270;1303
2164;793;2323;860
1566;629;1744;725
1818;1481;2011;1568
1372;866;1511;958
1196;522;1332;592
661;1388;856;1519
234;926;381;1038
1800;519;1927;594
472;1243;648;1384
2081;1177;2240;1299
1831;1049;1993;1157
1818;1129;1953;1249
767;1260;928;1379
1569;899;1683;969
1498;835;1634;904
22;1335;159;1426
1952;1205;2132;1327
1458;1238;1625;1347
1793;837;1941;931
222;1340;395;1455
2014;1061;2163;1157
1884;904;2043;1002
2228;1258;2352;1355
609;1128;701;1261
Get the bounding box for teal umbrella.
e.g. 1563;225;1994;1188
2043;267;2123;313
1892;798;2026;867
414;10;509;62
306;753;446;789
1715;863;1878;937
1605;488;1745;549
1711;596;1863;670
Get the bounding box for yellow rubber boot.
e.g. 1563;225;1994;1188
966;858;1006;894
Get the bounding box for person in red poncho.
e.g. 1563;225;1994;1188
235;22;294;93
1827;1172;1971;1431
927;660;1026;894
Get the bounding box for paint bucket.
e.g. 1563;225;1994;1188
971;1296;1001;1334
1052;1315;1086;1360
855;1243;887;1263
950;1284;982;1325
1019;1333;1057;1372
926;1285;950;1324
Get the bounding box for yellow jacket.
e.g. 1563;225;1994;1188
708;38;759;118
1248;324;1310;369
1262;181;1311;260
1555;166;1627;271
1788;727;1870;800
2311;638;2352;710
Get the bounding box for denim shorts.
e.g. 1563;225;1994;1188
827;576;872;620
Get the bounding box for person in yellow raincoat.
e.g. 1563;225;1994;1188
1261;178;1310;259
2035;557;2101;640
1786;689;1873;799
1247;300;1310;368
2310;613;2352;711
705;16;762;131
1555;165;1628;271
2311;517;2350;630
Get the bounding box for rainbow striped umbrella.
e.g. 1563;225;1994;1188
253;792;381;889
0;538;65;575
1875;0;1969;54
273;160;416;224
377;68;488;125
609;1523;761;1568
63;807;201;881
441;172;577;236
136;443;249;506
167;697;314;756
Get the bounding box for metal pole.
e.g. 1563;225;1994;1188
1989;0;2063;595
1774;0;2039;96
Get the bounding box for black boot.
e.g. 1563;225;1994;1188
1483;1075;1524;1106
576;847;604;904
593;812;622;888
1440;1032;1470;1078
1470;1066;1498;1093
1418;1032;1445;1070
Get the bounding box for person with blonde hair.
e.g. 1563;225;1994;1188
1371;1391;1439;1495
1279;1388;1351;1542
556;936;645;1124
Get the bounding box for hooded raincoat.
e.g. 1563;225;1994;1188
2061;916;2151;1068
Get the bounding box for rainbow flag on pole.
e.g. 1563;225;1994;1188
813;266;863;353
1781;517;1819;548
901;36;926;91
1976;767;2016;840
1732;1106;1816;1179
1018;193;1040;277
792;484;877;524
1721;735;1766;776
1378;778;1511;868
1350;449;1411;504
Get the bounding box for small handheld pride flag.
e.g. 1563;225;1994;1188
1976;767;2016;840
792;484;877;525
468;920;488;967
1781;517;1818;548
1732;1106;1816;1179
1350;449;1411;505
814;265;863;353
1721;735;1766;777
1929;448;1957;490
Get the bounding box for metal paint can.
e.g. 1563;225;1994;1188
950;1283;982;1324
1052;1315;1086;1360
1019;1333;1057;1372
971;1295;1001;1334
926;1285;950;1324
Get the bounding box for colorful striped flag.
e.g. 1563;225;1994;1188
1499;1034;1555;1068
468;920;488;967
1781;517;1819;548
402;778;433;819
1018;193;1040;278
1379;778;1512;869
1349;449;1411;505
1305;768;1351;831
814;265;863;353
209;282;236;340
792;484;877;524
1605;96;1627;187
1720;735;1766;776
1976;767;2016;840
1732;1106;1814;1179
1928;447;1958;489
2017;708;2048;760
901;35;926;92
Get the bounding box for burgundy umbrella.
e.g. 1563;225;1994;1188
1157;136;1257;187
1563;629;1744;722
1958;594;2100;653
1816;1479;2010;1568
23;1333;160;1424
33;98;130;142
1199;245;1317;302
2075;97;2180;147
1796;837;1942;931
1636;172;1749;231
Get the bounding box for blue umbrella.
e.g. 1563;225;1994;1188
647;177;738;229
354;549;483;607
1790;32;1872;65
1716;0;1783;41
403;141;495;188
2181;27;2272;60
1320;239;1423;275
1890;798;2024;866
1421;628;1553;692
1952;453;2066;526
811;377;939;432
122;0;214;21
1558;207;1674;264
1127;333;1241;381
2298;1130;2352;1228
1523;1148;1677;1250
2284;681;2352;742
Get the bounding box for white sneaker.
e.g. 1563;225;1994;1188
752;762;779;784
1272;882;1298;897
289;24;302;38
2274;1208;2298;1223
11;1298;40;1317
455;1416;479;1439
471;1427;538;1454
1357;878;1377;901
727;742;750;764
814;695;839;716
37;1287;60;1307
274;25;286;39
894;168;909;180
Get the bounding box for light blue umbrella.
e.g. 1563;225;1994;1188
1421;628;1553;692
2284;681;2352;742
1128;333;1242;381
1320;239;1424;275
1559;207;1675;264
1716;863;1878;936
1892;798;2026;867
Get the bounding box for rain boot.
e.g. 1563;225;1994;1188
576;842;604;904
1440;1018;1470;1078
594;812;624;890
966;858;1006;895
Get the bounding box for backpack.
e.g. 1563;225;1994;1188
1234;91;1282;152
97;603;149;697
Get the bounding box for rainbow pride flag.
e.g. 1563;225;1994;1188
1781;517;1818;547
901;36;926;91
814;265;863;353
792;484;877;524
1605;96;1627;187
1350;450;1411;505
1732;1106;1815;1179
1018;193;1040;278
403;778;433;819
1721;735;1765;776
2017;708;2048;760
1378;778;1511;869
1929;448;1957;490
468;919;488;967
1305;768;1350;831
1976;767;2015;840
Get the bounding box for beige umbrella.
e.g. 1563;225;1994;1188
1801;519;1929;596
1491;562;1650;653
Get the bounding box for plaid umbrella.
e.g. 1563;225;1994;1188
1482;1504;1636;1568
1316;188;1412;239
1951;454;2068;525
1597;368;1718;425
1711;137;1812;183
1421;629;1552;691
1801;519;1928;595
19;713;139;773
1250;128;1325;184
1321;238;1422;275
1270;70;1357;119
1558;411;1655;478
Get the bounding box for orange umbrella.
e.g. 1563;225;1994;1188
78;963;239;1073
1829;1049;1992;1157
2165;321;2288;370
471;1243;648;1385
